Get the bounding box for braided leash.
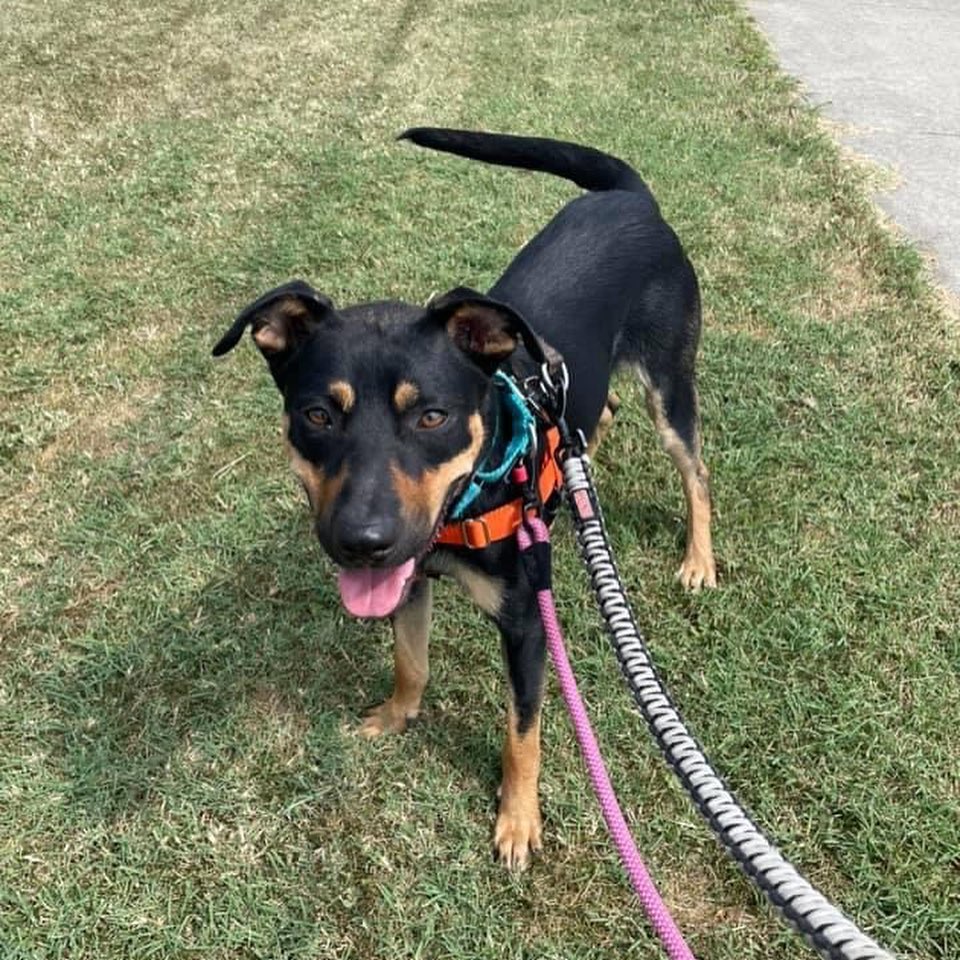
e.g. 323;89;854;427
557;451;896;960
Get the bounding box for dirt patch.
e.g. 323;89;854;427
660;860;760;932
807;245;886;324
36;380;158;469
245;684;312;765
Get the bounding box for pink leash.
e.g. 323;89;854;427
518;515;695;960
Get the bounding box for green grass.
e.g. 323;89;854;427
1;1;958;957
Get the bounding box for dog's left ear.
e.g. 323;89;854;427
424;287;541;373
212;280;335;359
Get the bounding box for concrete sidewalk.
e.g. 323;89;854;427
749;0;960;295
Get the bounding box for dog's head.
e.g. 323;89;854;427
213;280;532;617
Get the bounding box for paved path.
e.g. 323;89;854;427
749;0;960;295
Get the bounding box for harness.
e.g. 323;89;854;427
435;370;565;549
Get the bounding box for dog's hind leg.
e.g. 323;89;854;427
638;368;716;590
359;578;432;737
586;391;621;457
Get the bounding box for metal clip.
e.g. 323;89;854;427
539;360;569;422
526;419;539;466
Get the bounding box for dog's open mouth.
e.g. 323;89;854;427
337;558;417;618
336;476;471;619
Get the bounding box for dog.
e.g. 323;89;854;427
212;128;716;870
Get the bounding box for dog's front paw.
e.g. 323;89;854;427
493;801;543;870
677;550;717;591
357;698;417;738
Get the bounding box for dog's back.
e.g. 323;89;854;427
403;128;700;438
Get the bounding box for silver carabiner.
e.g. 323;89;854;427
540;360;569;421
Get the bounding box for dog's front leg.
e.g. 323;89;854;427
494;585;545;869
359;577;432;737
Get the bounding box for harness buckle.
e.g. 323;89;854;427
459;517;492;549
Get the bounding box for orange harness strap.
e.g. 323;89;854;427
434;427;563;550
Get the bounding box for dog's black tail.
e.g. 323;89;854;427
399;127;653;198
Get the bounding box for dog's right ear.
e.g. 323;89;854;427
212;280;335;359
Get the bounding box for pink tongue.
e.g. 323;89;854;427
337;558;417;618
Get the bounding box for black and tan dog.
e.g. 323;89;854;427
213;129;715;869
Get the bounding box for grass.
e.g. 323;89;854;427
1;0;958;957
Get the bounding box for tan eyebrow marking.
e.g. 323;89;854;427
393;380;420;413
328;380;355;413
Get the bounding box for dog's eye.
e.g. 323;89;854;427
417;409;448;430
306;408;332;429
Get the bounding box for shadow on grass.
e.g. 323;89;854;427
589;467;686;554
46;533;506;828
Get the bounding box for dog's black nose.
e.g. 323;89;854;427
336;520;398;563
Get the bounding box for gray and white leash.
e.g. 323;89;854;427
561;451;896;960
